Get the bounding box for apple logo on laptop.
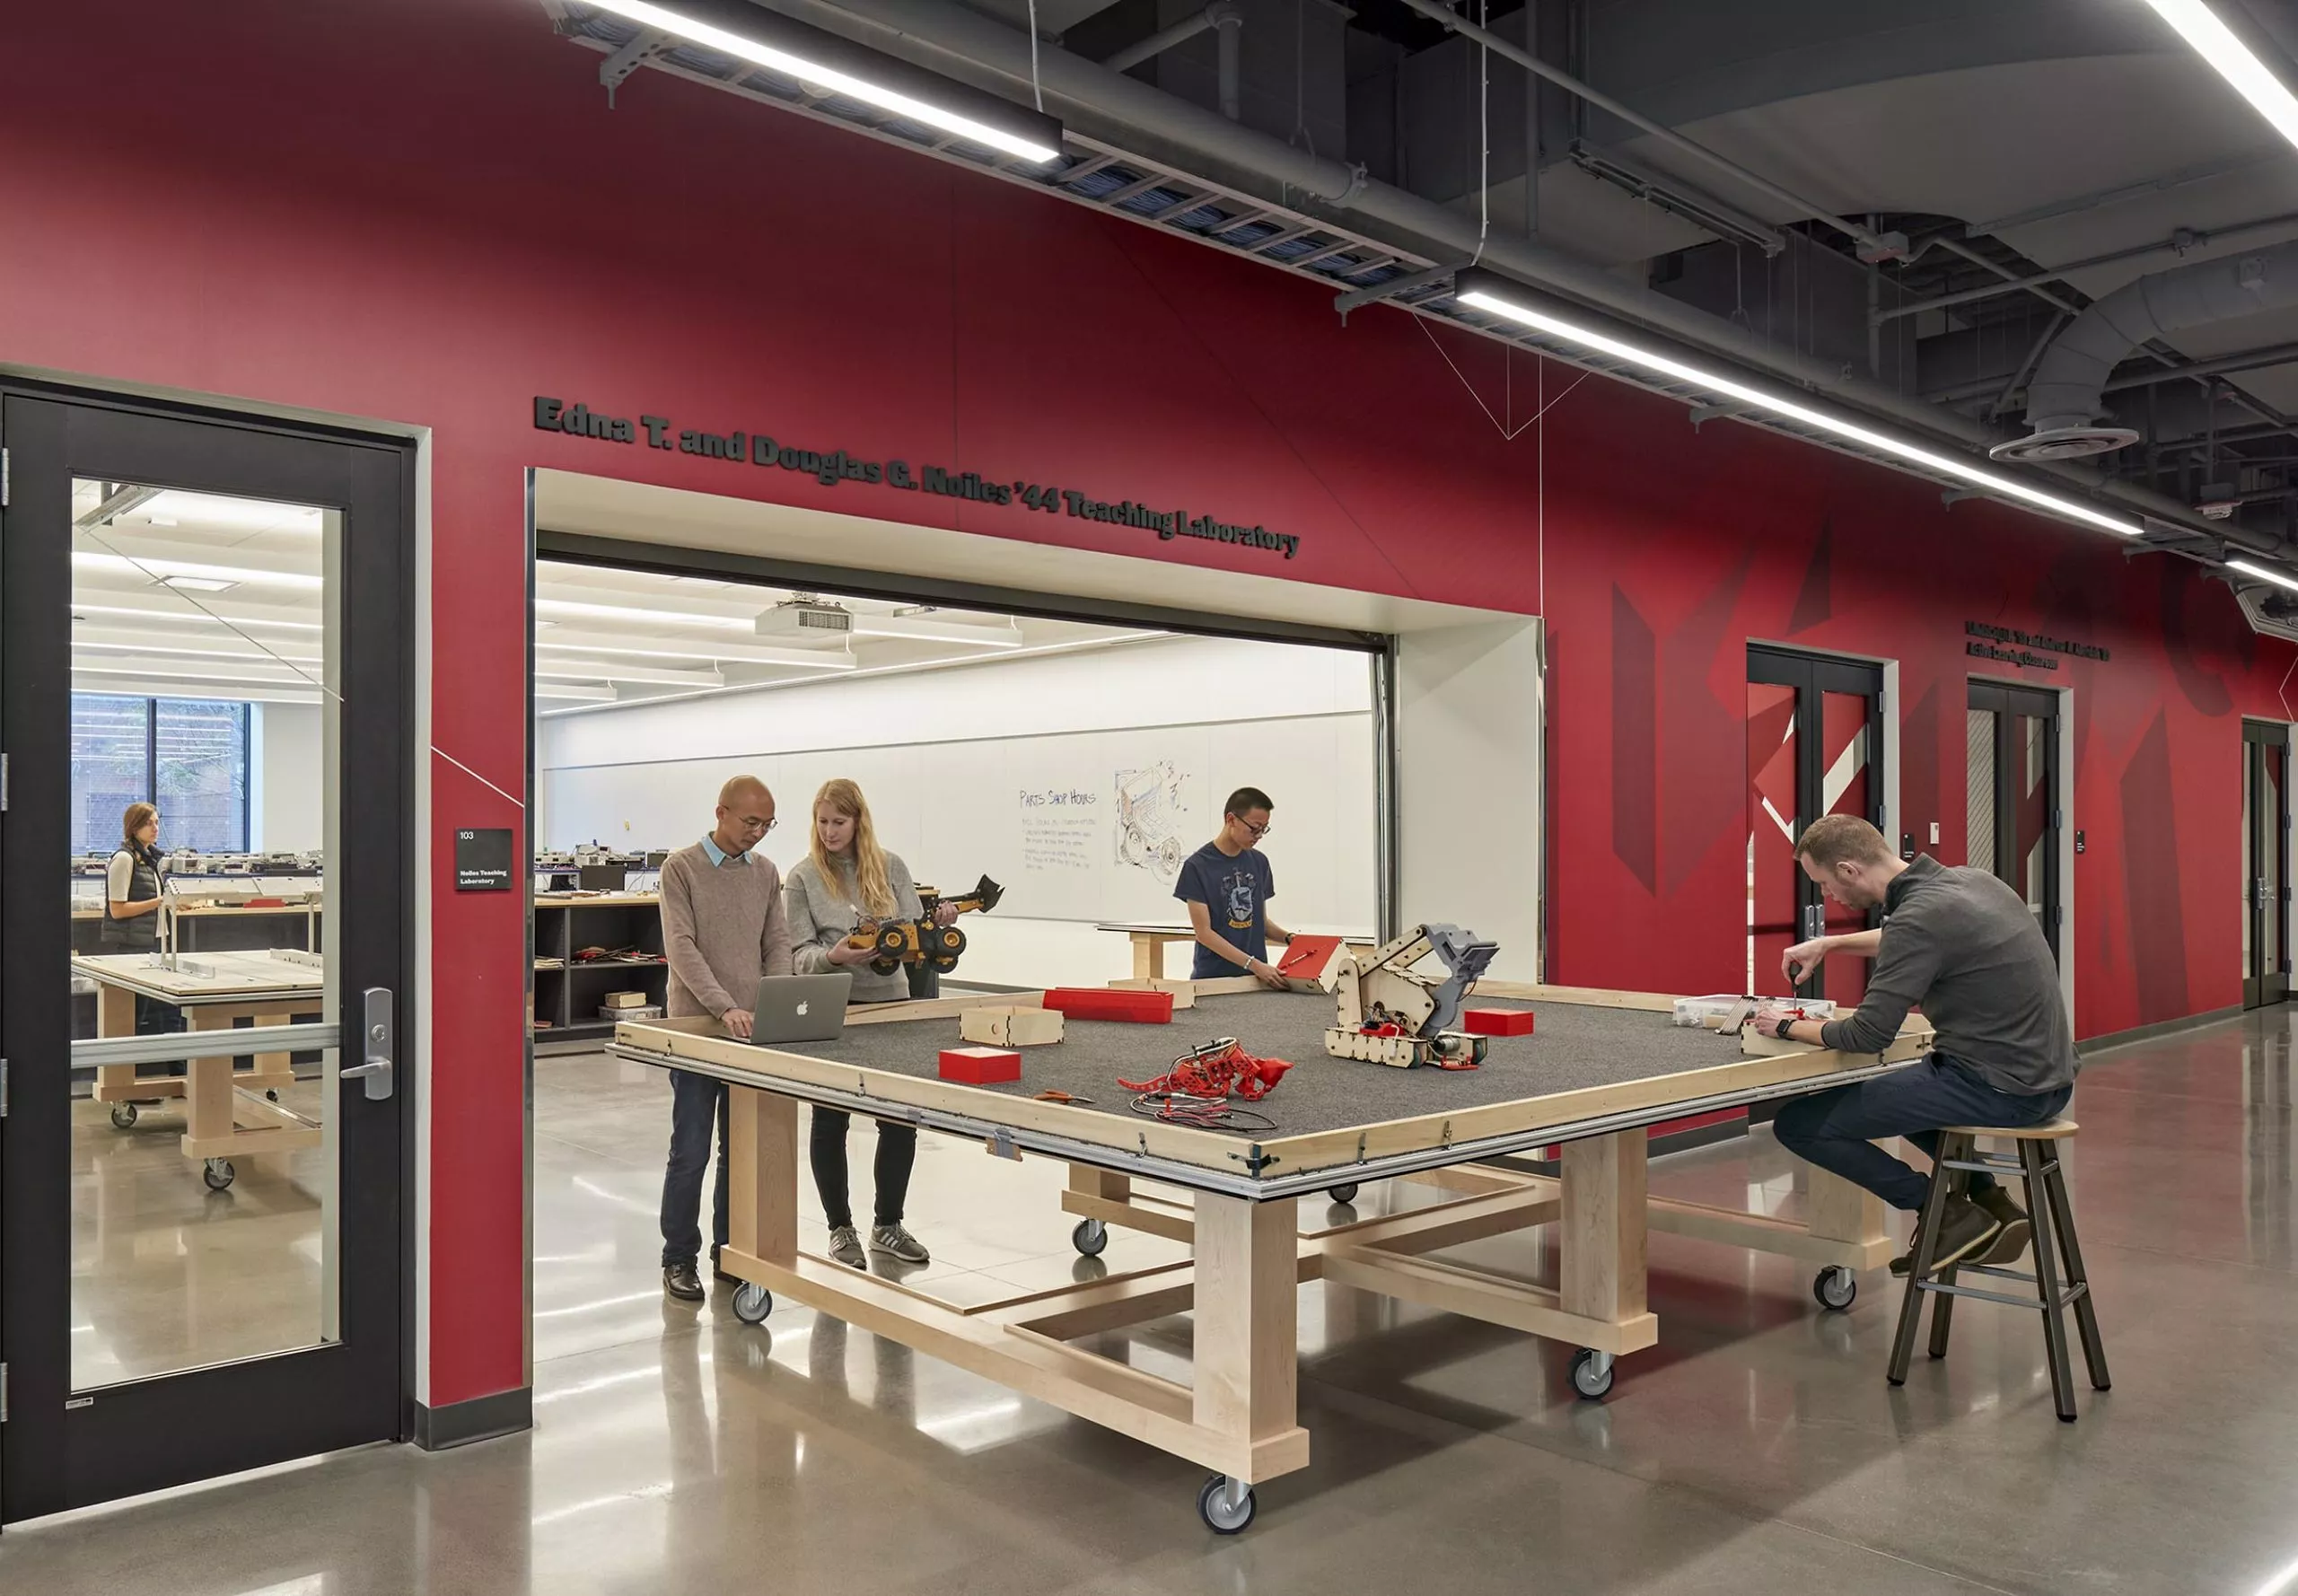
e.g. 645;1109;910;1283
795;1001;809;1016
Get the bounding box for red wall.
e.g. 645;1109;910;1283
2;0;2286;1408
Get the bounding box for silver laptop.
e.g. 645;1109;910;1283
749;973;852;1045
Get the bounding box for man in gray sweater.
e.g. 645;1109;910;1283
1758;815;2075;1276
656;775;794;1302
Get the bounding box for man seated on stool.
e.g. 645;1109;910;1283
1758;815;2074;1276
1174;785;1292;988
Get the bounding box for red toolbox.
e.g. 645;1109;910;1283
939;1046;1022;1084
1042;987;1175;1023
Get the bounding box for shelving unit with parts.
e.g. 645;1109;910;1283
532;892;669;1041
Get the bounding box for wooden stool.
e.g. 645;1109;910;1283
1888;1118;2109;1422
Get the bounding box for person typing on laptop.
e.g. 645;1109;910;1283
656;775;794;1303
785;777;951;1270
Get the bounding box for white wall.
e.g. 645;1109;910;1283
1397;619;1543;983
252;702;325;853
537;636;1378;987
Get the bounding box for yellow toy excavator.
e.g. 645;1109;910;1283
846;874;1005;974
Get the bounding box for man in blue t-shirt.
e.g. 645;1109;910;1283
1172;786;1292;984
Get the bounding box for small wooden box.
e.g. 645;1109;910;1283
961;1006;1066;1047
601;990;651;1010
1044;987;1174;1023
939;1045;1022;1084
1462;1007;1535;1037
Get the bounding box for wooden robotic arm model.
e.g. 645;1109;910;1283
1325;923;1499;1068
847;874;1005;975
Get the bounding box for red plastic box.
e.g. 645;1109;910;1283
1042;987;1175;1023
939;1046;1022;1084
1462;1007;1535;1037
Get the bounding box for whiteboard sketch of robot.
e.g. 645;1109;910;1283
1115;762;1189;875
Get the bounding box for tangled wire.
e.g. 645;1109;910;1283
1120;1038;1291;1132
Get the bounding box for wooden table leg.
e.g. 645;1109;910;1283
95;982;137;1105
1807;1162;1892;1257
1130;934;1157;982
1191;1193;1302;1483
727;1084;798;1267
1561;1130;1649;1326
183;1008;240;1152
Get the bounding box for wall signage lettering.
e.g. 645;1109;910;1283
533;397;1302;561
1964;619;2109;671
454;828;513;892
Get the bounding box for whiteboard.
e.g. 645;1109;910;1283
538;711;1376;932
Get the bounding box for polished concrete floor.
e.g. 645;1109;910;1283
9;1008;2298;1593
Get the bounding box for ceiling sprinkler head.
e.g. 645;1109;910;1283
1988;425;2142;464
2197;481;2242;522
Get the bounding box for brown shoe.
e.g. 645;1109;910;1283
1972;1187;2032;1267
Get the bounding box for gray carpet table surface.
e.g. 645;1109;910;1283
738;991;1776;1138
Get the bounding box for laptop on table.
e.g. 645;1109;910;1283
749;972;853;1045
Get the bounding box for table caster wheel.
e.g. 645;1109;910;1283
1570;1347;1615;1400
1812;1267;1857;1311
1072;1218;1109;1257
203;1159;236;1192
731;1283;773;1325
267;1089;280;1102
110;1102;139;1129
1197;1473;1256;1534
1327;1182;1360;1205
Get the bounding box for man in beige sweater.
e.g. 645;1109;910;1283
657;775;794;1302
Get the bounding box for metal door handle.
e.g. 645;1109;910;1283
344;986;394;1101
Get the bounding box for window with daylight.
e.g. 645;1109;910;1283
69;694;251;855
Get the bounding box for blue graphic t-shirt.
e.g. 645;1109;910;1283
1173;842;1276;978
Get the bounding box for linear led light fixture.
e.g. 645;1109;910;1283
2230;557;2298;592
71;551;325;590
583;0;1064;163
535;596;753;629
71;601;325;631
847;614;1025;648
2140;1;2298;153
535;637;855;671
1452;268;2145;542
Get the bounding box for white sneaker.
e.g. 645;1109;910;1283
827;1224;866;1268
870;1223;930;1265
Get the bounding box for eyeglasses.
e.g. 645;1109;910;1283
735;816;777;835
1232;817;1273;838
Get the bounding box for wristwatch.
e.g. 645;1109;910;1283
1774;1015;1797;1039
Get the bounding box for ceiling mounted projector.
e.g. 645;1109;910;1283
755;599;853;644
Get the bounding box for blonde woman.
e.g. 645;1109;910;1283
785;778;957;1268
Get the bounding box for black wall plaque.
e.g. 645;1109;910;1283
456;828;513;892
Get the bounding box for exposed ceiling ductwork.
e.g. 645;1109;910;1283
543;0;2298;592
2001;234;2298;461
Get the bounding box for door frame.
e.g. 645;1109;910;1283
1747;645;1889;1001
0;380;417;1521
2242;718;2291;1011
1968;679;2064;960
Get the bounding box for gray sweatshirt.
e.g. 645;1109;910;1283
1819;853;2075;1093
658;840;794;1020
785;852;924;1004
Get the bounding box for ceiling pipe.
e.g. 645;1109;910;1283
2004;238;2298;461
750;0;2296;561
1384;0;1908;263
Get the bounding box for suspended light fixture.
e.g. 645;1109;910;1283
1451;267;2145;543
583;0;1064;163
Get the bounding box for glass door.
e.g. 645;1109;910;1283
1968;681;2060;961
2244;720;2289;1011
1;391;409;1520
1747;647;1885;1004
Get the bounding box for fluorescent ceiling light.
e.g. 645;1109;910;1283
534;681;616;703
68;601;324;631
849;615;1025;648
585;0;1063;163
73;662;318;686
130;491;326;535
2140;1;2298;152
535;596;754;629
161;575;238;593
74;640;324;665
72;551;324;590
2230;557;2298;592
536;662;726;688
1452;270;2144;542
535;638;855;671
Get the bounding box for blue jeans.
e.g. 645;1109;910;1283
659;1070;730;1268
1771;1052;2072;1212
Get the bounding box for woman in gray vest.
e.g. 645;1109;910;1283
102;802;183;1066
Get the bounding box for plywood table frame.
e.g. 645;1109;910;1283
613;979;1924;1529
78;952;326;1185
1094;923;1376;982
